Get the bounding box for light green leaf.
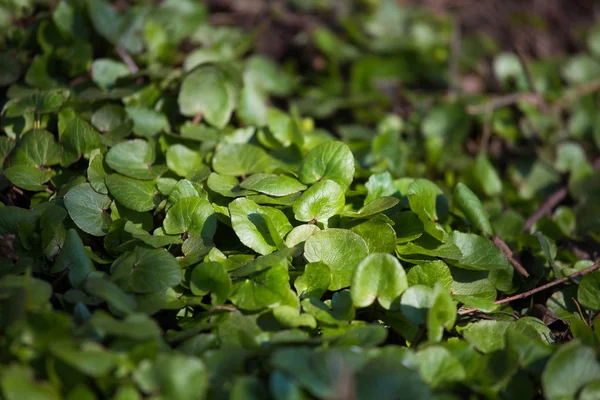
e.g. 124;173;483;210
4;166;52;191
212;143;272;177
91;58;130;89
105;139;167;180
229;198;292;255
408;179;448;242
166;144;203;177
578;270;600;310
178;65;238;129
304;229;369;291
450;231;510;271
416;346;466;387
230;264;296;311
474;153;502;196
125;106;170;137
151;353;209;400
293;180;345;223
461;320;510;352
163;197;216;238
351;220;397;254
407;260;453;289
427;283;456;342
343;196;400;218
400;285;433;324
64;183;112;236
111;247;182;293
453;182;493;236
351;253;408;310
298;141;355;190
272;306;317;329
240;173;307;197
294;261;331;299
0;365;61;400
87;151;108;194
106;174;157;212
542;341;600;400
2;89;70;117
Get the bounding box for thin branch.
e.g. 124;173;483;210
552;76;600;112
466;92;541;115
515;49;548;113
491;235;529;278
448;19;461;96
458;260;600;315
571;297;588;327
115;45;139;74
524;186;569;231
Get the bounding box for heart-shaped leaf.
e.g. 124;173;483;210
351;253;408;310
293;180;345;223
64;183;112;236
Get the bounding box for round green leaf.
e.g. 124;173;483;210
351;220;397;254
298;141;354;190
415;346;466;387
106;173;157;212
230;264;296;311
13;129;61;167
294;261;331;299
52;229;95;289
351;253;408;310
304;228;368;291
166;144;203;177
542;341;600;400
105;139;166;180
60;117;103;157
212;143;272;177
293;180;345;223
111;246;182;293
400;285;433;324
178;65;237;129
163;197;216;238
64;183;112;236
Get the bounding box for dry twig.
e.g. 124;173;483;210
458;260;600;315
524;186;569;231
491;235;529;278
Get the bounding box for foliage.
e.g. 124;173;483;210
1;0;600;399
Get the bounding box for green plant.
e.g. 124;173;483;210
1;0;600;399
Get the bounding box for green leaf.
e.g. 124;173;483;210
298;141;355;190
151;353;209;400
111;247;182;293
60;117;102;157
64;183;112;236
13;129;61;167
408;179;448;242
125;106;170;137
52;229;95;288
212;144;272;177
4;165;52;191
230;264;296;311
178;65;238;129
240;173;307;197
294;261;331;299
106;174;157;212
474;153;503;196
190;261;231;305
293;180;344;223
427;283;456;342
351;253;408;310
163;197;216;238
416;346;466;387
450;231;510;271
407;260;453;289
91;58;130;89
578;270;600;310
304;228;369;290
400;284;433;324
351;220;397;254
87;151;108;194
85;276;136;315
49;340;116;377
343;196;400;218
0;365;61;399
453;182;493;236
229;198;292;255
166;144;203;177
272;306;317;329
2;89;70;117
542;341;600;400
105;139;167;180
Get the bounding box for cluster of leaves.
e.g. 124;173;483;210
1;0;600;399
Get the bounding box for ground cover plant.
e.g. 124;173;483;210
1;0;600;399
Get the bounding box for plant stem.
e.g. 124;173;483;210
492;235;529;278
